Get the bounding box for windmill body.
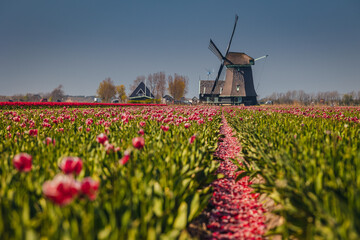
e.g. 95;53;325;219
199;15;267;106
220;52;257;105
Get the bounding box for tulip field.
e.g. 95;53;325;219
1;103;359;239
0;104;221;239
225;106;360;240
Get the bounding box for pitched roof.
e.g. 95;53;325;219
199;80;225;95
129;82;154;99
163;95;174;101
225;52;254;65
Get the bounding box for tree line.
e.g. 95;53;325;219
2;85;65;102
263;90;360;105
97;72;188;103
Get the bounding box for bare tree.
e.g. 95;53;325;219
154;72;166;99
130;75;146;92
49;85;64;102
144;72;167;99
147;73;157;98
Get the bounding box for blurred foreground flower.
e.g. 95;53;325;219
60;157;83;175
161;125;169;132
120;150;130;165
28;129;38;136
96;133;108;145
189;135;196;144
80;177;99;201
42;174;80;206
13;153;32;172
132;137;145;149
44;137;56;146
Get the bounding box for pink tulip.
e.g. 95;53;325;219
184;123;191;129
13;153;32;172
105;143;115;154
96;133;108;145
161;125;169;132
60;157;83;175
189;135;196;144
132;137;145;149
80;177;99;201
44;137;56;146
42;174;80;206
28;129;38;136
85;118;93;125
138;128;145;135
120;151;130;165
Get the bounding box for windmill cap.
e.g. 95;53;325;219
225;52;254;65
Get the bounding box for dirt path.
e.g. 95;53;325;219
190;115;267;240
207;116;267;239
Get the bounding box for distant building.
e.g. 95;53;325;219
64;95;95;102
129;82;154;101
199;80;225;104
162;95;174;104
192;96;199;104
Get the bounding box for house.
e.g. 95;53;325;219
162;95;174;104
129;82;154;101
192;96;199;105
199;80;225;104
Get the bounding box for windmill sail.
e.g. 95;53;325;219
209;39;224;61
225;15;238;56
210;15;238;94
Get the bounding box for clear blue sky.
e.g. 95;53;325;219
1;0;360;98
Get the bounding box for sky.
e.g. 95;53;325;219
1;0;360;99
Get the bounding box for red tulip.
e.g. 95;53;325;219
189;135;196;144
13;153;32;172
120;151;130;165
139;121;146;127
44;137;56;146
138;128;145;135
96;133;108;145
85;118;93;125
42;174;80;206
184;123;191;129
132;137;145;149
161;125;169;132
80;177;99;201
105;143;115;154
28;129;38;136
60;157;83;175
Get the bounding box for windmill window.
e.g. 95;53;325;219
203;87;206;94
220;87;223;94
236;85;240;92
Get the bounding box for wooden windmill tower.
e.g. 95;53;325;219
208;15;268;106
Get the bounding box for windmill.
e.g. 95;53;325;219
208;14;268;105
